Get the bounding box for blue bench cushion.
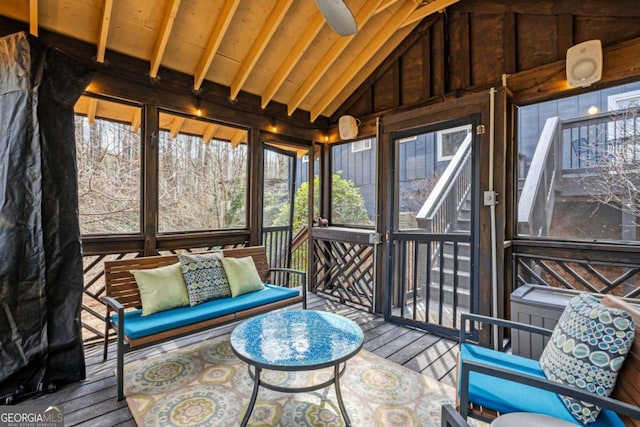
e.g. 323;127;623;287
112;284;299;339
459;343;624;427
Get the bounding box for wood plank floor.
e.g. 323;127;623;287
24;293;460;426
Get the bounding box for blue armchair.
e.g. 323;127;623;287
456;297;640;427
441;403;470;427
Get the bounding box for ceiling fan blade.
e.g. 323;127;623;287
315;0;357;36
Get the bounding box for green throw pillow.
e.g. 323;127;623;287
178;252;231;306
539;292;635;424
221;256;265;297
130;262;190;316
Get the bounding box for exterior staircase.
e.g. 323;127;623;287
428;197;472;310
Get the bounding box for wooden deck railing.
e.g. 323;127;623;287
513;241;640;297
312;227;375;312
517;116;560;236
262;224;309;286
416;134;472;233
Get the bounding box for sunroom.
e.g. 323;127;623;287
1;0;639;426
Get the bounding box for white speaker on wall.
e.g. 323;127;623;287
566;39;602;88
338;115;359;140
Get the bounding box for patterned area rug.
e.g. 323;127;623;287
124;335;465;426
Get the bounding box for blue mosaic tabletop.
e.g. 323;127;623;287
230;310;364;369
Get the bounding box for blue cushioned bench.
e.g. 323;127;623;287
457;305;640;426
101;246;306;400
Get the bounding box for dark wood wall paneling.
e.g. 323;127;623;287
400;39;424;105
471;14;505;87
447;12;471;92
516;14;559;71
333;1;640;128
373;65;399;112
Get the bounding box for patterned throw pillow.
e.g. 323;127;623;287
178;252;231;306
539;293;635;424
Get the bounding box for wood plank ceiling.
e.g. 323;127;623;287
0;0;460;144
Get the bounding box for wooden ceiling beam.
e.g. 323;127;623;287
202;123;217;143
310;0;418;121
150;0;182;79
131;109;141;132
87;97;98;125
230;0;294;101
96;0;114;63
286;0;385;117
170;117;185;138
193;0;241;91
230;129;245;147
29;0;38;36
260;11;325;109
401;0;460;28
377;0;401;13
260;0;404;110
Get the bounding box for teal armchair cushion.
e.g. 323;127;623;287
459;343;625;427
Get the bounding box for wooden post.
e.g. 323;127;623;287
143;104;159;256
248;127;262;246
320;143;331;220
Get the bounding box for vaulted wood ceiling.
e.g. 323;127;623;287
0;0;459;125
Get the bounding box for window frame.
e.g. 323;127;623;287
437;124;472;161
74;94;144;236
156;110;250;234
351;138;372;153
330;138;376;229
515;83;640;244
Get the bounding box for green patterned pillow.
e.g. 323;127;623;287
539;292;635;424
178;252;231;306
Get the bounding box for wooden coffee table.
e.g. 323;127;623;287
230;309;364;427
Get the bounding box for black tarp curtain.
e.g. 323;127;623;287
0;32;93;401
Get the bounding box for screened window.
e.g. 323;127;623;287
517;82;640;241
331;138;375;227
158;112;248;232
74;96;141;234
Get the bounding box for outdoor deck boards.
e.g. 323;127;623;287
24;293;459;426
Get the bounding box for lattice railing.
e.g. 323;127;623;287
313;238;375;312
515;253;640;297
81;252;142;345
